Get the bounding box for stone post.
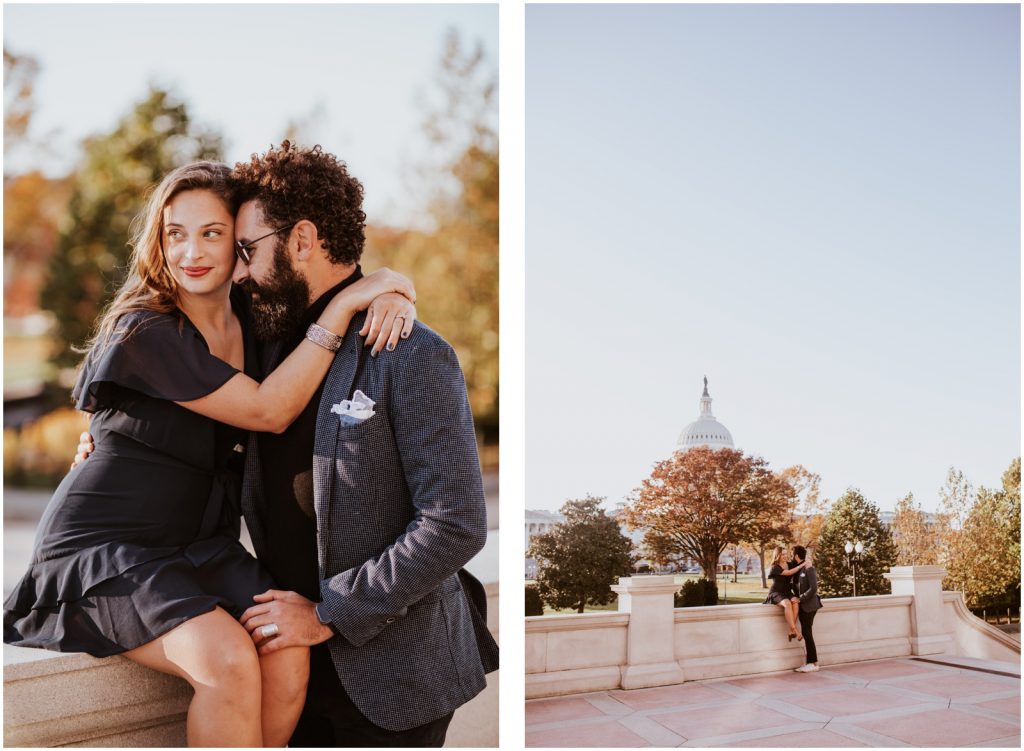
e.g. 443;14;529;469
883;566;955;656
611;575;686;689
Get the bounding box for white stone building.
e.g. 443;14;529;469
524;509;564;578
676;376;734;453
525;509;563;550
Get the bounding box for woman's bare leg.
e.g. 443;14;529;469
777;600;797;635
789;601;803;639
123;607;262;747
259;646;310;747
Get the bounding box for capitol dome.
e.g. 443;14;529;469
676;377;734;452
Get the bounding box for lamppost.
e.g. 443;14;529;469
844;540;864;597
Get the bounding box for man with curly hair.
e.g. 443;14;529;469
229;141;497;746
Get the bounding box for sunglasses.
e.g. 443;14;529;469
234;222;297;265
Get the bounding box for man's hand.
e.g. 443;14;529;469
71;432;95;470
240;589;334;656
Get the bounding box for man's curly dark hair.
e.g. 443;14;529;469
231;140;366;265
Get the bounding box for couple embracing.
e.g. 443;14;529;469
765;545;821;673
4;141;498;747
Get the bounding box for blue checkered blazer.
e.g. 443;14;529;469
241;314;494;732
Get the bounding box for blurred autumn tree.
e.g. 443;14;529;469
5;172;73;317
42;88;222;370
363;31;498;441
4;48;73;318
623;447;796;585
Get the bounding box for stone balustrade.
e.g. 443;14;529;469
526;566;1019;699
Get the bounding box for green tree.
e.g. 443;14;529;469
890;492;940;566
41;88;222;370
528;496;634;613
815;488;898;597
944;458;1021;610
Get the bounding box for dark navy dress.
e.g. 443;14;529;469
3;288;275;656
765;563;796;606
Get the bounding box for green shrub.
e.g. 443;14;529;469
675;578;719;607
525;584;544;616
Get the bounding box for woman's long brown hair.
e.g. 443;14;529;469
78;161;237;358
771;547;787;569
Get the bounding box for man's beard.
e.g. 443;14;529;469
240;241;311;342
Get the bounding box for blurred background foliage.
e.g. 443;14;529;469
4;32;498;486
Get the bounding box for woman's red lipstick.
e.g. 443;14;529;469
182;267;212;277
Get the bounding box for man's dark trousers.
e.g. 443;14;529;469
793;564;821;664
289;645;454;747
798;608;817;664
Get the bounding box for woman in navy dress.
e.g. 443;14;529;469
3;162;415;747
765;546;808;641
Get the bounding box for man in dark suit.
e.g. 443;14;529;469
791;545;821;673
229;142;497;746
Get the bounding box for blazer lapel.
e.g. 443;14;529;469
312;316;366;563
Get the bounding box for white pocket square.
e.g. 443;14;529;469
331;389;376;426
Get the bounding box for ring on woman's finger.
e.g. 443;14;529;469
394;315;406;321
260;623;279;638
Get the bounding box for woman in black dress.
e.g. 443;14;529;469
765;546;807;641
3;162;415;746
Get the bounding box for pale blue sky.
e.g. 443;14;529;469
527;4;1020;514
3;4;496;227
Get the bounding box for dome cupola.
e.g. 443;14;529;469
676;376;734;452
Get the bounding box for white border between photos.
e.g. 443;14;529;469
499;1;527;749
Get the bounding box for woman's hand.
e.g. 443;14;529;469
332;268;415;315
359;292;416;356
70;431;94;470
316;268;415;344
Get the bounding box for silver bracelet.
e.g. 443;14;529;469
306;323;344;352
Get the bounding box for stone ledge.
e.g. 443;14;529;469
526;612;629;633
525;665;622;699
4;646;191;747
5;587;499;747
671;594;913;623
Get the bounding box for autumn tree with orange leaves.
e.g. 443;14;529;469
622;447;797;585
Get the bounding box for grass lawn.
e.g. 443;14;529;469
529;573;771;615
676;573;770;605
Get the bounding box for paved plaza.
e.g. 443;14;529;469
526;657;1020;747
